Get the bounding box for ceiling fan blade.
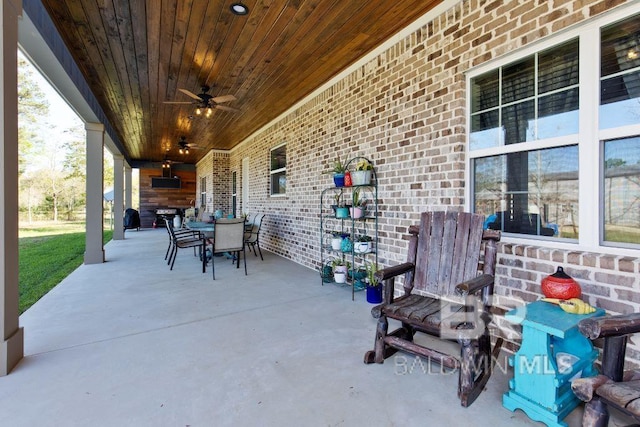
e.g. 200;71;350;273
211;94;236;104
178;88;203;101
215;105;240;113
163;101;193;104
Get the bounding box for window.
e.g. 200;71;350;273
470;40;580;240
600;15;640;246
600;16;640;130
200;177;207;208
232;171;237;217
468;6;640;251
270;144;286;196
603;137;640;246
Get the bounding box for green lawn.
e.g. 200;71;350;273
18;222;113;314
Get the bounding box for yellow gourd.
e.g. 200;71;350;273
541;297;596;314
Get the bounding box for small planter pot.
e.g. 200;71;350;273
354;241;371;253
340;237;353;253
334;265;348;274
320;264;333;283
333;173;345;187
366;284;383;304
331;237;342;250
335;207;349;218
352;170;372;186
350;206;364;219
334;272;347;283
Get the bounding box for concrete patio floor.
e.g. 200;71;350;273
0;228;586;426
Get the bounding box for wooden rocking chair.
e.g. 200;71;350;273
364;211;501;407
571;313;640;427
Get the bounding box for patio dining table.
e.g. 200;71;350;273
185;221;215;273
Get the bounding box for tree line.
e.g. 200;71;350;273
18;51;113;223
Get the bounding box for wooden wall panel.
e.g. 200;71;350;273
139;168;197;228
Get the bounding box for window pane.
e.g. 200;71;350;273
502;57;535;104
271;145;286;170
271;172;286;195
538;39;579;94
471;41;580;150
537;88;579;139
471;70;499;112
474;146;578;238
600;16;640;129
603;137;640;245
503;100;535;144
470;109;500;150
232;171;237;193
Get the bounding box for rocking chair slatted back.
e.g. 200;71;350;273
411;211;486;296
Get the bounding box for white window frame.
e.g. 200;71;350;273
465;2;640;257
269;142;287;197
200;176;207;209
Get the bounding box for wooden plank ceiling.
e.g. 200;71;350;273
41;0;441;165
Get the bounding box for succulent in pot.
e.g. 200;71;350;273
350;187;367;218
354;234;372;253
352;158;373;185
324;157;348;187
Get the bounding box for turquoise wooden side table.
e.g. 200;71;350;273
502;300;605;427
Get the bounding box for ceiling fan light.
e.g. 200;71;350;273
179;148;184;154
230;3;249;15
185;148;190;154
195;107;202;115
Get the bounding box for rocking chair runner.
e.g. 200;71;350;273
364;211;501;407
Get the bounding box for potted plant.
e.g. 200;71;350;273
350;187;367;219
354;234;373;253
351;266;368;290
352;158;373;186
327;231;349;251
333;190;349;219
365;262;382;303
331;258;349;283
329;231;343;250
324;156;348;187
340;234;353;253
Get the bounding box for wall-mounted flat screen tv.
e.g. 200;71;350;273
151;177;181;189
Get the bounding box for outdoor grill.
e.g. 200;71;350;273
153;208;182;227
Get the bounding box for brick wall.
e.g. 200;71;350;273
198;0;639;361
196;151;230;215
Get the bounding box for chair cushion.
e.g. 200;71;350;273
597;379;640;417
375;294;464;333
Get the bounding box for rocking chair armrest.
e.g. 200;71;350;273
455;274;494;296
374;262;415;282
578;312;640;339
571;375;612;401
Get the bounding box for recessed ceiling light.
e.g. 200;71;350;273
230;3;249;15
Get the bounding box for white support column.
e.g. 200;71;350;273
0;0;24;376
124;164;132;210
84;122;105;264
112;154;124;240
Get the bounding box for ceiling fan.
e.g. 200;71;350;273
161;156;183;167
177;136;199;154
164;85;239;117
